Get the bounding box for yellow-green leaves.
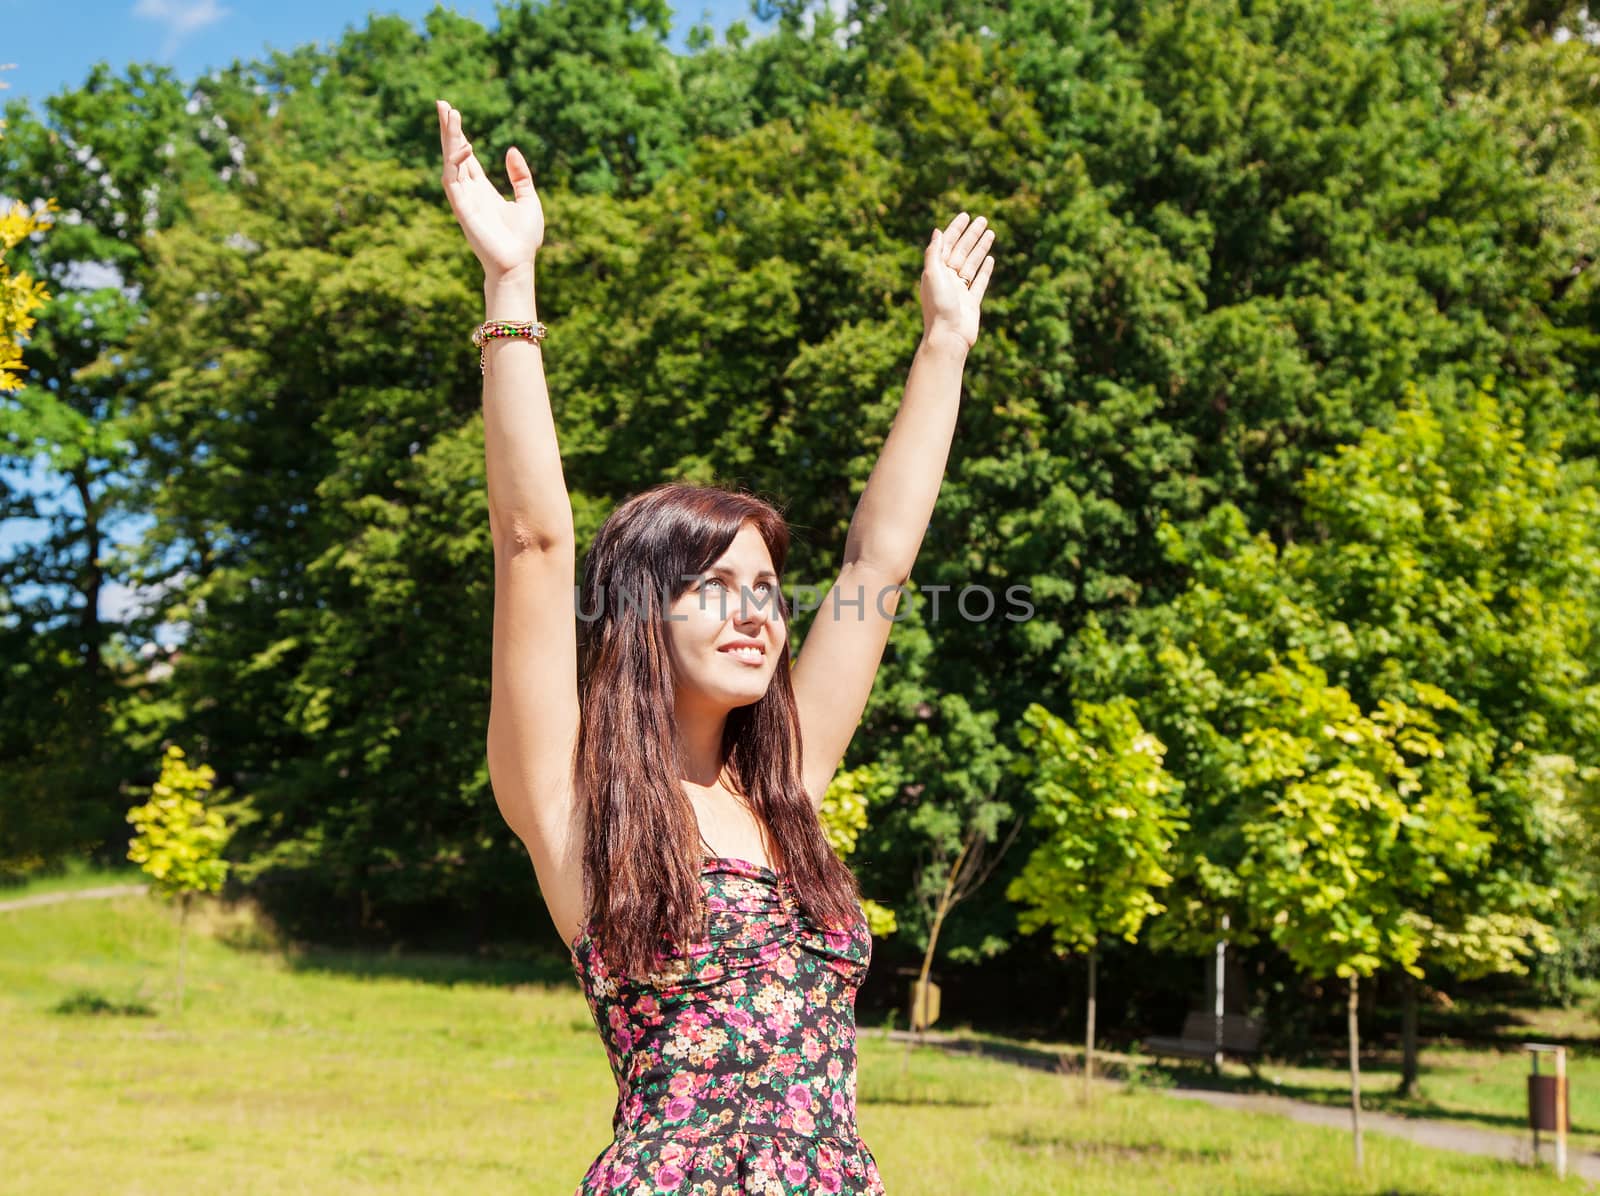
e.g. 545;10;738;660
125;745;235;1014
0;194;51;392
1228;651;1484;981
820;764;900;937
1083;381;1578;981
126;745;232;902
1006;698;1187;956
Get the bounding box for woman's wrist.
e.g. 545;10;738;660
919;324;970;359
484;264;537;322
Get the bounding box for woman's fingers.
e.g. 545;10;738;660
440;106;472;163
440;119;485;187
941;211;971;252
947;215;988;272
444;148;480;189
506;146;537;201
929;211;996;299
969;255;996;303
958;229;996;282
439;101;469;183
437;102;511;194
450;110;469;178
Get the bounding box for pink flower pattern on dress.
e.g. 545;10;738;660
570;857;885;1194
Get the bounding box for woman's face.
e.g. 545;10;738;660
665;523;785;712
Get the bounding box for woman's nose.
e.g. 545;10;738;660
734;585;777;628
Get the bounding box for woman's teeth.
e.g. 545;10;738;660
723;646;763;663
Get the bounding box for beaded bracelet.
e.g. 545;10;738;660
472;319;548;374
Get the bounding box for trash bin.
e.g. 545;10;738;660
898;967;941;1032
1528;1073;1570;1132
908;978;941;1031
1524;1042;1570;1179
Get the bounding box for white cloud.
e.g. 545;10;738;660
133;0;229;57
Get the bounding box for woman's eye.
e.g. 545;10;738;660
698;577;777;597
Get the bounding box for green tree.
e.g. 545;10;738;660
0;104;67;878
121;146;508;920
490;0;686;195
126;744;233;1014
1070;380;1587;1104
1006;698;1186;1099
1226;653;1486;1166
0;67;223;874
1293;385;1594;1090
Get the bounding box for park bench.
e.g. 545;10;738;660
1143;1011;1264;1066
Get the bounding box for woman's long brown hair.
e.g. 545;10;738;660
575;482;862;979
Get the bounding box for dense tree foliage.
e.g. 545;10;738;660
2;0;1597;1040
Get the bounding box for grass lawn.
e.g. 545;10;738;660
2;889;1592;1195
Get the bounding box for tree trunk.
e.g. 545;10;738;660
71;468;103;680
1213;918;1228;1073
911;837;973;1041
914;904;945;1038
903;851;961;1082
1348;975;1364;1169
1398;972;1420;1099
1083;945;1098;1104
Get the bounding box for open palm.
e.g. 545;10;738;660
921;212;996;348
436;100;544;277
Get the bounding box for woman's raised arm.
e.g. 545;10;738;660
437;100;569;542
790;213;997;805
438;100;583;941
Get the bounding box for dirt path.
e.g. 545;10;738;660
0;884;148;913
880;1029;1599;1182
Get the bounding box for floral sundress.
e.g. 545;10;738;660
569;856;886;1195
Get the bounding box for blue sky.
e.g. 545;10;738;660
1;0;771;624
1;0;768;107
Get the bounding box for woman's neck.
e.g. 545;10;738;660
673;695;729;787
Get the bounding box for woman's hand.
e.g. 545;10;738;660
920;212;996;349
436;100;544;282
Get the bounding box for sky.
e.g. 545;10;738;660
1;0;772;628
1;0;768;107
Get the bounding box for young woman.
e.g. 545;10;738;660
436;99;995;1195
